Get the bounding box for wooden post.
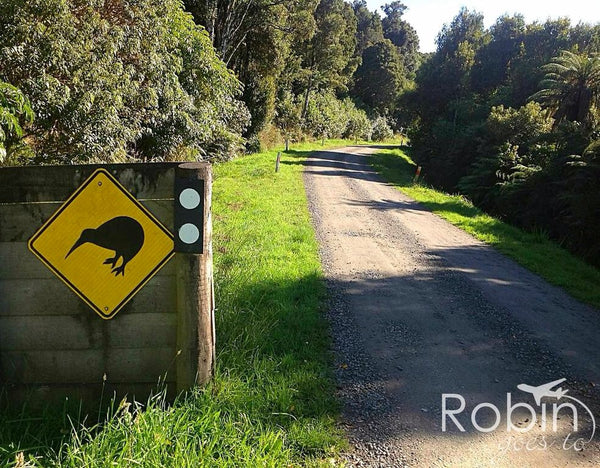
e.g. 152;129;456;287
175;162;214;391
285;138;289;152
413;165;422;184
275;151;281;172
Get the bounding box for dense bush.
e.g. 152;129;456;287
274;90;303;145
344;103;372;141
0;0;248;164
301;90;371;141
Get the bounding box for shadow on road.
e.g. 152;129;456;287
286;149;383;183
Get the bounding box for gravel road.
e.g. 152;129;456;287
302;146;600;467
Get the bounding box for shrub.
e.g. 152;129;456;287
245;135;262;154
371;116;394;141
344;102;372;141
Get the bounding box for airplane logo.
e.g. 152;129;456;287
517;378;569;405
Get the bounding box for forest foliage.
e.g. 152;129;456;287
405;8;600;266
0;0;599;266
0;0;417;164
0;0;250;163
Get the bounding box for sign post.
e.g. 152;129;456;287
174;162;215;390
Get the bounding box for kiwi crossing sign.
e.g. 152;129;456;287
28;169;174;319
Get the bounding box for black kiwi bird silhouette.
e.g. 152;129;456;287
65;216;145;276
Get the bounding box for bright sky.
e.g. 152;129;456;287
366;0;600;52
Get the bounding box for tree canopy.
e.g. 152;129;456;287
353;39;404;112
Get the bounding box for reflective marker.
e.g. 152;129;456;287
179;223;200;244
174;170;204;253
179;188;201;210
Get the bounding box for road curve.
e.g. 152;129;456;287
303;146;600;467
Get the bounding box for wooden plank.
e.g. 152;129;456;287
2;382;177;407
1;347;177;384
0;242;176;280
0;242;53;280
0;315;101;350
1;349;104;384
106;347;179;383
0;275;176;316
0;313;176;350
108;313;177;348
0;202;61;243
0;200;174;243
0;163;178;203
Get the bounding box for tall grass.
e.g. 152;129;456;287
0;140;350;467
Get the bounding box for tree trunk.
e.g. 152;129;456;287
205;0;217;43
301;76;313;121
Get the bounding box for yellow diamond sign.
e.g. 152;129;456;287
28;169;174;319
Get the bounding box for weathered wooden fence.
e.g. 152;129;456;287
0;163;214;404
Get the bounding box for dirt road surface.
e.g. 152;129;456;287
302;146;600;467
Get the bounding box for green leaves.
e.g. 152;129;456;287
0;0;248;164
530;50;600;126
0;81;34;163
371;116;393;141
353;39;404;113
303;90;369;141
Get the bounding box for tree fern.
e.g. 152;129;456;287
530;50;600;126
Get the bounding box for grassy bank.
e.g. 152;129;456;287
371;147;600;309
1;140;348;467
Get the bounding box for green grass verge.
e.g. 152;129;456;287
370;147;600;309
0;140;350;467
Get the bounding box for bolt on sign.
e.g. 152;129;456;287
28;169;174;319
